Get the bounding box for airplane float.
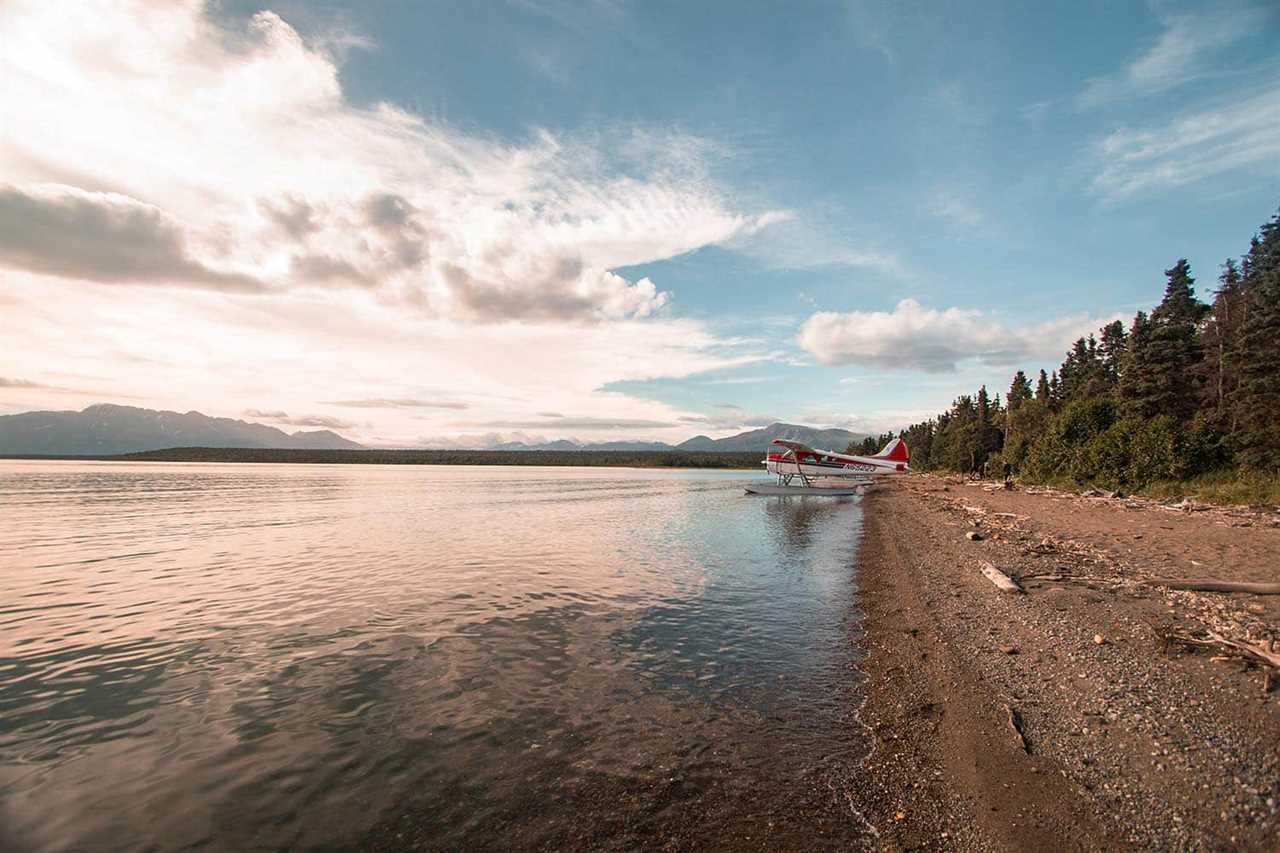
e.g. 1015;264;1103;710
745;437;910;496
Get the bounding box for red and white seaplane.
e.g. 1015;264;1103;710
745;437;910;496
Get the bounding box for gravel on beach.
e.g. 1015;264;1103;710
851;475;1280;851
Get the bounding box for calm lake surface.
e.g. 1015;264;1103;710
0;461;871;851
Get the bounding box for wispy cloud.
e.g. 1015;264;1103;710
925;189;983;228
243;409;357;430
328;398;470;410
0;1;784;322
678;411;778;430
462;416;679;430
1092;83;1280;199
729;213;902;276
699;376;774;386
795;408;940;435
798;298;1117;373
0;377;46;389
846;0;899;65
1079;4;1275;106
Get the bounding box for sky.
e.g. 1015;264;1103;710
1;0;1278;447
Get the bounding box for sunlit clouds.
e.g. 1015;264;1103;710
1;1;782;320
2;1;1276;446
0;0;785;444
797;299;1116;374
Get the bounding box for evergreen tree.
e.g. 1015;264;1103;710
1148;259;1208;420
1201;259;1245;426
1035;369;1050;402
1232;212;1280;469
894;205;1280;484
1123;262;1207;421
1007;371;1033;410
1059;337;1088;401
1120;311;1152;412
1098;320;1127;383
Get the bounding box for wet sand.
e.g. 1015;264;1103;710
852;476;1280;850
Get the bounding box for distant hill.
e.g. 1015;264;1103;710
493;439;674;452
0;406;868;458
476;422;869;453
0;404;362;456
676;422;868;453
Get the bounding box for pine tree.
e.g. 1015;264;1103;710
1120;311;1152;413
1004;371;1034;462
1035;369;1050;402
1201;259;1245;427
1098;320;1127;383
1232;212;1280;469
1059;338;1088;401
1124;261;1207;421
1007;371;1033;410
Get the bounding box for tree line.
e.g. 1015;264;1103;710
115;447;763;468
848;208;1280;492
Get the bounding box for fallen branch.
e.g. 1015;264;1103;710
979;560;1023;594
1020;573;1120;585
1207;631;1280;669
1004;703;1029;753
1148;578;1280;596
1161;629;1280;669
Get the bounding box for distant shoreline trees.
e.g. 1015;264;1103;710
853;207;1280;494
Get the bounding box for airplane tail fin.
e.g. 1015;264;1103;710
874;437;909;464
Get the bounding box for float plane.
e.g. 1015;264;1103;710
744;437;910;496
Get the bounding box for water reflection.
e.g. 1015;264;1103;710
0;462;869;851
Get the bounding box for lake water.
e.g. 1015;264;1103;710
0;461;871;851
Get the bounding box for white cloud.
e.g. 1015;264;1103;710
925;189;983;228
728;213;902;275
0;183;269;291
0;0;784;322
243;409;358;430
326;398;470;410
461;416;680;431
795;408;939;435
797;298;1113;373
1092;83;1280;199
0;275;773;445
1079;4;1274;106
0;0;806;444
677;411;778;431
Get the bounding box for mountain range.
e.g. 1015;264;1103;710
0;405;868;457
485;422;869;453
0;404;363;456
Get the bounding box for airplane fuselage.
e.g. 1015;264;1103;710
764;448;906;479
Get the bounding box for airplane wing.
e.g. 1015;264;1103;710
770;438;816;455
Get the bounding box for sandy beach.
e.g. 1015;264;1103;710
852;475;1280;850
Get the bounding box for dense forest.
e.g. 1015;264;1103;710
847;208;1280;502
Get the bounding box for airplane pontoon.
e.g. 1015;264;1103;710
744;437;910;496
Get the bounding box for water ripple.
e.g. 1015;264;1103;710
0;460;869;852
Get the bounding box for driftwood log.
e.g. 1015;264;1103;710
1163;629;1280;670
1004;703;1029;753
1148;578;1280;596
1025;574;1280;597
979;560;1023;594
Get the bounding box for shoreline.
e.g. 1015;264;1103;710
0;448;761;469
851;476;1280;850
